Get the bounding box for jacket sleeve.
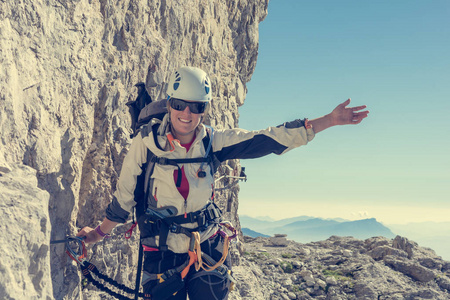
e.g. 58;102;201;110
212;119;315;162
106;133;148;222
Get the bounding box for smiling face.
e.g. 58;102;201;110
169;105;204;144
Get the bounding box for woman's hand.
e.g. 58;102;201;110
77;218;118;244
308;98;369;133
330;98;369;126
76;226;103;244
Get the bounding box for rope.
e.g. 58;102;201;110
192;231;230;273
81;262;146;299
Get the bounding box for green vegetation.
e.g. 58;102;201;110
290;285;302;293
322;269;341;277
322;269;353;282
245;251;271;262
257;252;271;259
281;261;294;273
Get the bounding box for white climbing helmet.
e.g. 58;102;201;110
167;66;212;102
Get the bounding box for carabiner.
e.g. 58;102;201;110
65;236;87;266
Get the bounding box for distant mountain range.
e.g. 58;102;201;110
240;215;450;261
240;215;395;243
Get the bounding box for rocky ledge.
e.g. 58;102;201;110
229;235;450;300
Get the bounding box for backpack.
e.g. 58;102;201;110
126;83;153;138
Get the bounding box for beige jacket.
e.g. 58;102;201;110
109;115;315;253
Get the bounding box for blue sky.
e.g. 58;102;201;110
237;0;450;224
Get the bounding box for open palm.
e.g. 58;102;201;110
331;99;369;125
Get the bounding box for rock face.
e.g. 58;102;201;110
0;164;52;299
232;235;450;300
0;0;268;299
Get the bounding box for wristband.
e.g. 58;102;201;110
304;118;312;129
95;225;111;238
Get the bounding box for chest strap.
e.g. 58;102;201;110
150;156;212;187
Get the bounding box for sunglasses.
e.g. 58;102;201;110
170;98;207;114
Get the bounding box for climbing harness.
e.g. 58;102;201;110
138;202;223;251
50;159;244;300
50;201;239;300
51;222;237;300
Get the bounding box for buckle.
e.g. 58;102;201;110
156;157;168;164
216;265;228;277
164;268;176;279
205;207;219;221
198;224;208;232
169;224;181;233
197;213;206;227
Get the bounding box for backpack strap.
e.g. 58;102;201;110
152;123;164;151
133;149;155;221
204;127;221;174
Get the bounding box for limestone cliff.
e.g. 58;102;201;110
0;0;268;299
0;165;52;299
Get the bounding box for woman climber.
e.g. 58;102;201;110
77;66;369;300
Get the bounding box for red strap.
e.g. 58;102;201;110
124;223;137;239
142;245;159;252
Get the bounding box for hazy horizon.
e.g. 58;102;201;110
239;213;450;226
240;214;450;261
